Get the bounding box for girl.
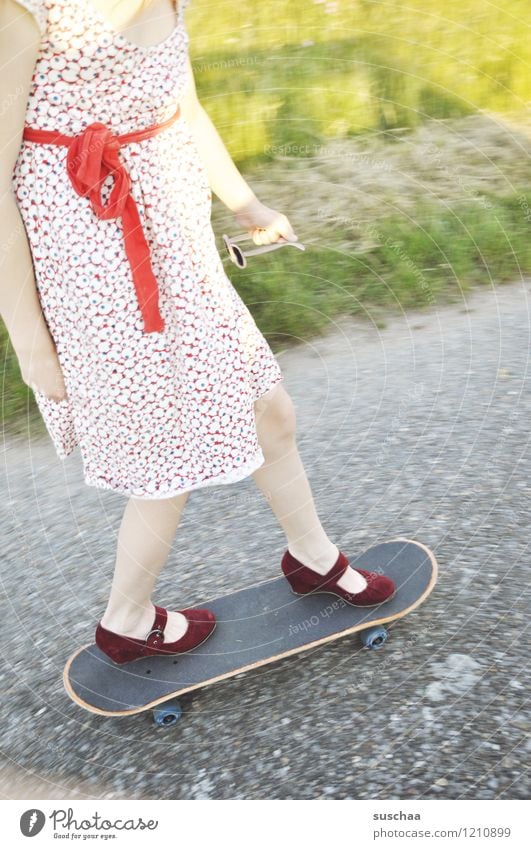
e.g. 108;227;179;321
1;0;395;664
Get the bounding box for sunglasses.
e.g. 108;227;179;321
222;232;306;269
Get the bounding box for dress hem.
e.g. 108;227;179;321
83;446;266;500
82;373;284;499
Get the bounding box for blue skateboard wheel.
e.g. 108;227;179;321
152;701;183;726
360;625;388;649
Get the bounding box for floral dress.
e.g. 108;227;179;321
11;0;284;498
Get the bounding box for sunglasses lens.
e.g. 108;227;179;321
231;245;246;268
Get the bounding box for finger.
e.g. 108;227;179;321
251;227;270;246
273;216;298;242
253;222;297;245
251;208;299;244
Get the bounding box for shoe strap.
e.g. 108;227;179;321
326;551;349;579
320;551;350;587
287;548;349;587
145;605;167;647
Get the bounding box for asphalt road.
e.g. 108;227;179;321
1;279;530;800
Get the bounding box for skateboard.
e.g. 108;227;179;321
63;538;437;728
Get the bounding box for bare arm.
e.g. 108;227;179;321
0;0;67;399
179;54;258;213
179;54;297;245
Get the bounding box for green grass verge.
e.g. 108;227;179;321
4;188;530;431
187;0;530;168
226;189;531;345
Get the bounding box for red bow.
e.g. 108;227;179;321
24;107;182;332
66;122;164;334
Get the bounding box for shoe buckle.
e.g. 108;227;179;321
146;627;164;646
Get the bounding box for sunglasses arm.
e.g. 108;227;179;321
241;241;305;258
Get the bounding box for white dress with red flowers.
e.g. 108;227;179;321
11;0;283;498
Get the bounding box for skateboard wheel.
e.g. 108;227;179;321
152;701;183;727
360;625;388;650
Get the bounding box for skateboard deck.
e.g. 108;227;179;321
63;538;437;724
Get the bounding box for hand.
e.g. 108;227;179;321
18;341;68;402
233;197;298;246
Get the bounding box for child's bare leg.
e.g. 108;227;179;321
251;383;367;593
99;493;191;640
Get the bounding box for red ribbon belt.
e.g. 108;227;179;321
23;106;182;334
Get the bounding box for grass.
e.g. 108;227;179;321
187;0;530;167
216;190;531;347
2;0;531;430
210;107;531;342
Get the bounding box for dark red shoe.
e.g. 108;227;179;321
95;605;216;664
281;548;396;607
